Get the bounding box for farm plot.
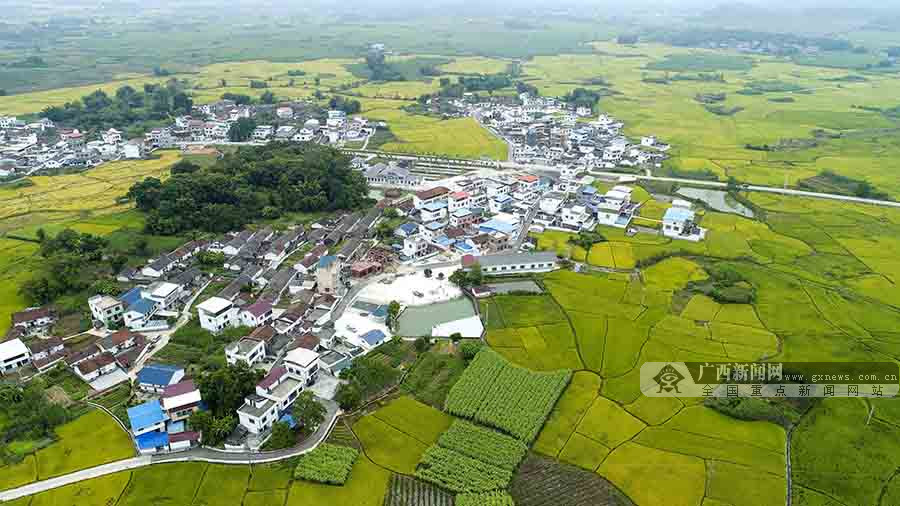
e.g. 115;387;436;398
293;444;360;485
192;464;251;506
510;453;635;506
415;445;513;493
28;471;131;506
436;420;528;471
383;474;454;506
118;463;209;506
445;349;572;443
33;409;134;481
457;491;517;506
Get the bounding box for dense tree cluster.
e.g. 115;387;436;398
365;49;404;81
190;362;264;446
221;92;252;105
328;95;361;114
0;381;70;450
127;143;369;234
563;87;602;110
40;81;193;132
438;74;512;98
20;229;108;305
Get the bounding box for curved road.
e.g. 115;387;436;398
0;398;340;502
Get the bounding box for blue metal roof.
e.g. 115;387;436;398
135;431;169;450
360;329;386;346
422;201;448;211
127;297;155;316
119;287;143;306
127;400;167;431
493;195;512;203
663;207;695;222
479;219;517;235
319;255;338;268
397;223;418;235
136;363;182;387
425;221;446;231
279;413;297;429
372;306;388;318
452;208;472;217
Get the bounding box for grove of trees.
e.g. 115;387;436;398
127;143;370;234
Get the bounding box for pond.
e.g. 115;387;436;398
677;187;754;217
395;297;480;337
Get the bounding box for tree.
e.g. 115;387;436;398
228;117;257;142
35;228;46;243
260;90;276;104
250;80;268;89
414;337;429;352
198;362;264;417
424;268;433;278
292;391;326;435
383;207;399;219
387;300;401;330
171;159;200;175
469;263;483;286
450;332;462;345
264;421;297;450
460;340;483;359
335;382;362;411
197;250;225;267
189;410;236;447
374;221;394;239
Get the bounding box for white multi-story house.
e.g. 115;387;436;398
252;125;274;141
197;297;240;333
402;236;430;259
88;295;125;326
448;191;471;212
0;339;31;373
161;380;203;422
240;300;274;328
237;366;305;434
662;204;706;242
102;128;122;144
225;337;267;366
539;192;566;215
420;201;448;222
560;203;596;230
284;347;320;386
414;187;450;209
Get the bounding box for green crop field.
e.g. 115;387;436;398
0;409;134;487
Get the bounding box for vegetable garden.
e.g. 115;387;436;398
444;349;571;442
293;444;360;485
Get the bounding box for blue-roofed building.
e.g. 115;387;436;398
135;431;169;454
395;222;419;238
359;329;388;349
662;205;706;242
123;297;157;329
479;218;518;237
127;400;170;453
319;255;338;268
119;287;143;307
421;200;449;222
488;194;513;214
316;255;342;295
136;363;185;393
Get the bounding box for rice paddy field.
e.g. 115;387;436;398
519;42;900;197
0;150;184;334
524;190;900;506
0;409;134;492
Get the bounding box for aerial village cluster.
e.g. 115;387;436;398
0;84;707;453
0;101;377;177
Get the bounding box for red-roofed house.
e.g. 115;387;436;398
161;380;202;421
168;431;202;451
413;186;450;209
11;307;55;336
74;352;118;382
240;300;274;328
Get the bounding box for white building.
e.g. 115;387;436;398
225;337;267;366
239;300;274;328
88;295;125;326
284;347;320;386
0;339;31;373
276;107;294;119
662;206;706;242
466;252;559;275
237;366;305;434
197;297;240;333
539;192;566;215
403;236;431;259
